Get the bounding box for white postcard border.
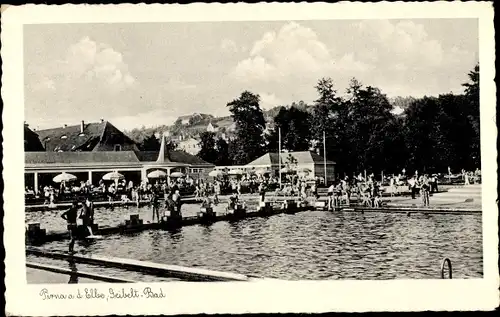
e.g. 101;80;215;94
2;2;498;315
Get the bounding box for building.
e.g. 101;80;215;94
24;124;45;151
177;113;204;125
36;120;139;152
177;137;201;155
214;151;336;184
206;122;219;133
24;127;214;193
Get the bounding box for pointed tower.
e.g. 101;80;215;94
157;133;167;163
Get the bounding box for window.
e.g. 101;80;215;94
114;144;122;151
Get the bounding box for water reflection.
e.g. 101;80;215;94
67;257;78;284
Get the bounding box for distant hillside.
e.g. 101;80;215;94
123;105;302;144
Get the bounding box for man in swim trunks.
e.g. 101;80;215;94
61;201;79;253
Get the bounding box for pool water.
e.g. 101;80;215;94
30;207;483;280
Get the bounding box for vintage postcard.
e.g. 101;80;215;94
2;2;498;315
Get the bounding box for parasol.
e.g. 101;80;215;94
228;169;244;175
53;172;77;183
102;171;125;181
209;170;225;177
170;172;185;178
147;170;167;179
280;167;294;173
254;168;270;175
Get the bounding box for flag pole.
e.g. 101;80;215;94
278;127;282;189
323;131;327;186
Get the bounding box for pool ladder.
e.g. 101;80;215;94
441;258;452;279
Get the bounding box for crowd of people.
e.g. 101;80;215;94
26;167;482;213
462;168;481;185
24;176;197;206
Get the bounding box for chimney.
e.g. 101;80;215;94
100;118;104;123
80;120;85;133
63;124;67;128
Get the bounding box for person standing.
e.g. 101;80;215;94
327;183;335;210
464;171;470;185
236;181;242;196
389;177;395;197
408;176;417;199
61;201;79;253
214;181;220;205
80;197;95;236
258;182;266;203
311;181;318;199
172;189;182;218
150;191;160;223
421;175;430;206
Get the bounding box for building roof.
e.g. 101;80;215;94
25;149;214;168
169;150;213;166
25;151;141;165
246;151;335;166
35;121;137;152
178;137;200;143
24;126;45;151
135;150;212;166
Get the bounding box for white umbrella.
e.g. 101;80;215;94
170;172;185;178
254;168;270;175
280;167;294;173
228;169;243;175
209;170;225;177
53;172;77;183
298;167;312;173
147;170;167;179
102;171;125;181
297;171;309;178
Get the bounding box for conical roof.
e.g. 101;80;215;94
156;133;171;163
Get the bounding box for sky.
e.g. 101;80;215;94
24;19;478;131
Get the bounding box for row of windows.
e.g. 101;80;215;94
53;144;122;152
190;168;204;173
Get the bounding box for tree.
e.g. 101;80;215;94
310;78;343;157
341;80;404;175
141;134;161;151
166;140;178;152
215;136;231;166
462;63;480;167
197;132;218;163
309;77;348;174
267;105;312;152
227;91;267;164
